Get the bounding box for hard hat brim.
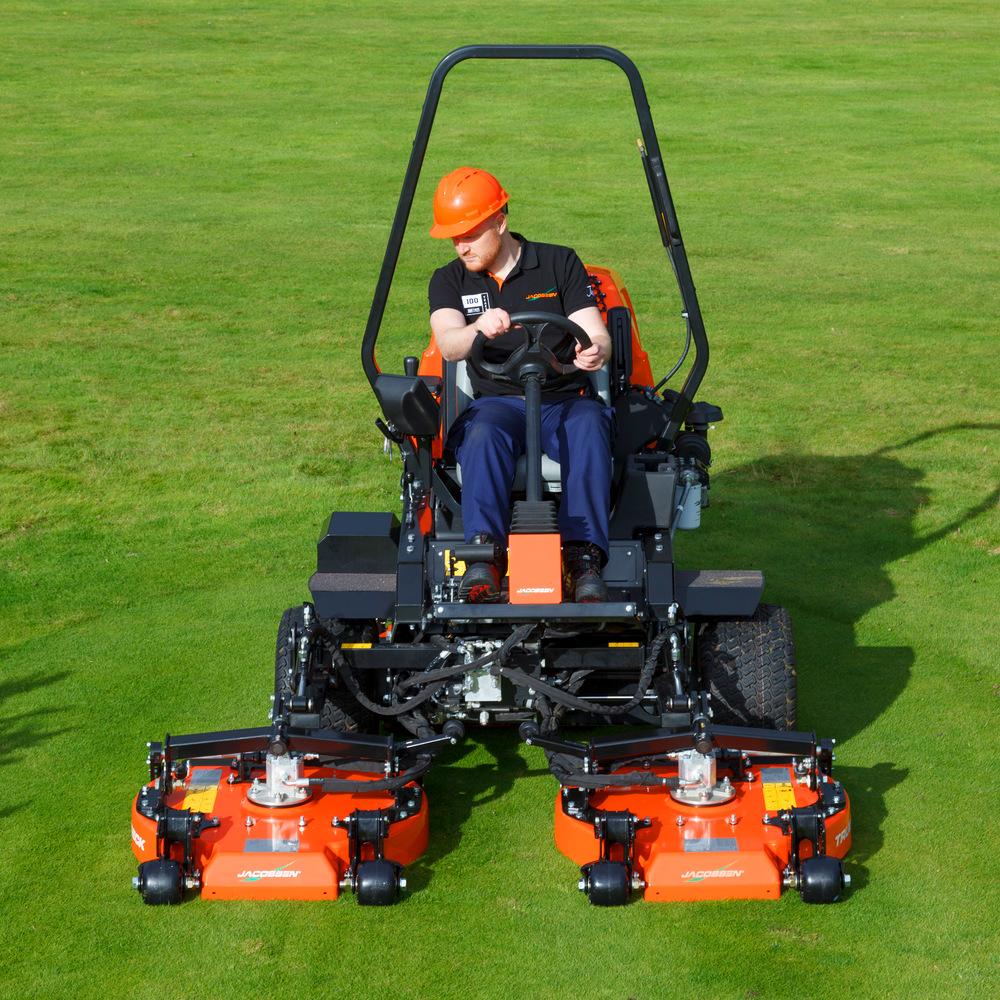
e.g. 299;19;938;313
429;211;496;239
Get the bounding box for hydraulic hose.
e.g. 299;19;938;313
335;652;448;716
497;630;669;717
396;624;535;691
314;753;434;793
545;751;677;789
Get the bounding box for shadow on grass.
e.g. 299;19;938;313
704;424;998;742
834;762;909;890
701;423;997;884
405;730;548;892
0;668;75;818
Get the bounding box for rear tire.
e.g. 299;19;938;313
697;603;797;730
275;606;372;733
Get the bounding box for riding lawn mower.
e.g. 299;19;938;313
130;45;852;907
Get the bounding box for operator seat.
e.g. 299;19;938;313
445;359;611;494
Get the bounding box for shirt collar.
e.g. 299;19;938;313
510;233;538;274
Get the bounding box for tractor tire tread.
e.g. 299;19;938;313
698;603;796;730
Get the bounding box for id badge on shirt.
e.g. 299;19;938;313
462;292;491;317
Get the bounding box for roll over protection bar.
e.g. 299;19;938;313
360;45;709;444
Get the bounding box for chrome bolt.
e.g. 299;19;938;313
577;877;587;892
727;813;738;826
843;873;852;887
675;816;685;827
398;877;407;890
132;876;141;890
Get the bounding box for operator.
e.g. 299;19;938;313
428;167;613;603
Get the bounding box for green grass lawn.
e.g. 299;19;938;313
2;2;998;997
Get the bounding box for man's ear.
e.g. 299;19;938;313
495;210;509;235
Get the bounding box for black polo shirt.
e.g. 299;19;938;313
428;234;597;399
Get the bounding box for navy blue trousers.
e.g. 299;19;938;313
447;395;612;555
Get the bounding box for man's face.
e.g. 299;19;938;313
452;213;504;272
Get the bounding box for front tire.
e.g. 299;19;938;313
697;603;797;730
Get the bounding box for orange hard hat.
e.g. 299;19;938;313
430;167;509;239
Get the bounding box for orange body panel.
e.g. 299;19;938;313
554;761;850;902
130;764;429;901
584;265;654;388
508;533;563;604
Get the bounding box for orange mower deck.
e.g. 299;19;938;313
130;723;456;905
555;760;851;902
131;763;428;901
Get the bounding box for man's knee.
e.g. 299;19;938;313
461;418;517;454
560;399;612;453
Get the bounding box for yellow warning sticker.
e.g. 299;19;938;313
608;642;640;648
342;642;372;649
762;782;798;811
182;785;219;813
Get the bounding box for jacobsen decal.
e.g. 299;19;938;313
681;863;745;883
131;826;146;852
237;863;301;882
516;587;555;594
835;820;852;847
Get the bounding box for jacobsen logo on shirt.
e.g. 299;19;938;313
462;292;491;316
525;287;558;300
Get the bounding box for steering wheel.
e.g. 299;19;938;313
467;310;592;385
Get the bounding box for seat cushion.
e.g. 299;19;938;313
455;453;563;493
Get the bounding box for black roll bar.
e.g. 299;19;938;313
360;44;709;440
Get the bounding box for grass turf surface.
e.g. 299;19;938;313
2;1;999;997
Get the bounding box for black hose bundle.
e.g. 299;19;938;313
396;624;535;692
496;629;669;718
334;653;447;717
545;751;677;790
316;753;434;793
334;623;535;717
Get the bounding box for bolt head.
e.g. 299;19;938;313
843;873;852;886
577;878;587;892
675;816;685;827
132;876;141;890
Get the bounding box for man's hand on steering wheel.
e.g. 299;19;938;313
474;308;511;339
573;340;605;372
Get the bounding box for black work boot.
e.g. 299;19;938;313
564;542;607;603
458;535;506;603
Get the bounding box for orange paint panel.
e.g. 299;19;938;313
508;533;562;604
203;851;340;901
645;850;781;901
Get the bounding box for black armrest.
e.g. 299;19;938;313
374;374;441;436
